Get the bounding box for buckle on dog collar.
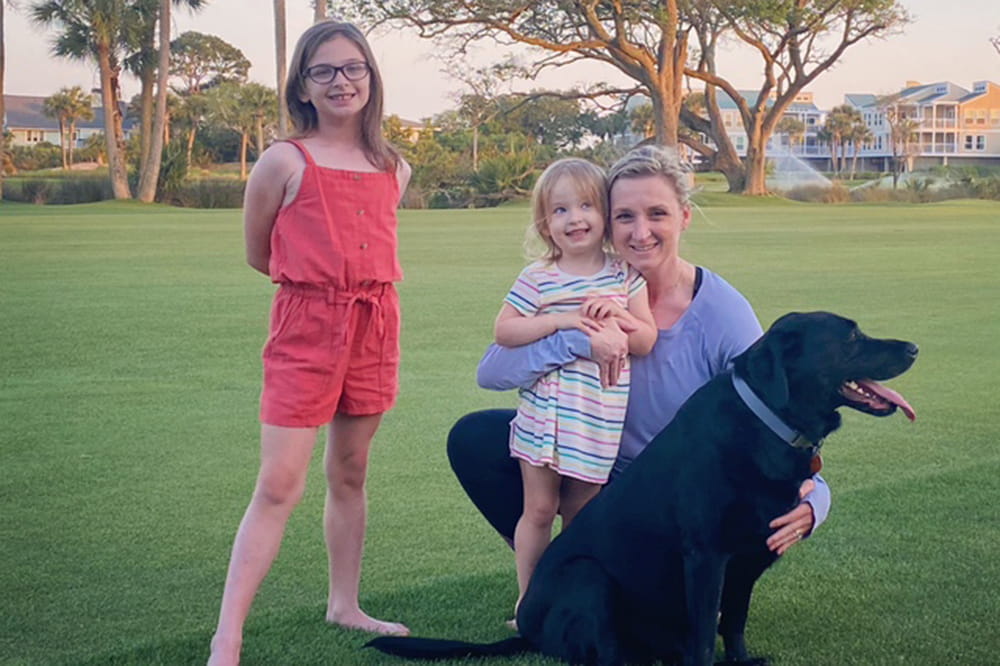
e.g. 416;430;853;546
732;373;819;452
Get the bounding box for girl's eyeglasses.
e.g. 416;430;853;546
303;62;371;84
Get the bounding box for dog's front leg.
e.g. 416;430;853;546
682;552;727;666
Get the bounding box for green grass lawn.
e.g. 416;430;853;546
1;198;998;665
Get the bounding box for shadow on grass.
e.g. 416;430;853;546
68;571;553;666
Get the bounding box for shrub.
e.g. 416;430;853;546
165;178;245;208
782;182;850;203
2;175;113;204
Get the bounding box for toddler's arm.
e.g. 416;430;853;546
494;303;589;347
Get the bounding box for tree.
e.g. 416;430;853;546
775;116;805;154
205;82;277;179
991;30;999;56
125;0;204;186
630;103;655;140
273;0;288;137
846;122;872;181
338;1;689;148
170;31;250;95
683;0;909;194
314;0;325;21
136;0;169;202
42;86;94;168
30;0;136;198
878;96;918;189
338;0;907;195
823;105;862;176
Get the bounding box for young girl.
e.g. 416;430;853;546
494;158;657;620
208;21;411;666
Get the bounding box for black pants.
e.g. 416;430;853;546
446;409;521;545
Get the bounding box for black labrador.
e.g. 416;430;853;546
369;312;917;665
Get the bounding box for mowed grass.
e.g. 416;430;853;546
1;198;998;665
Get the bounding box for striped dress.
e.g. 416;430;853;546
505;256;645;484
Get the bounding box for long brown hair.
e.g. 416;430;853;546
285;21;400;172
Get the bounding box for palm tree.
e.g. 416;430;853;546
127;0;204;191
136;0;170;202
823;105;862;176
313;0;325;21
42;86;94;168
846;123;873;181
205;82;272;180
273;0;288;137
2;1;17;199
30;0;136;198
775;116;806;154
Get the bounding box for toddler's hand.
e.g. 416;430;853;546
582;297;625;321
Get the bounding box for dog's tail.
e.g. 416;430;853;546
365;635;532;660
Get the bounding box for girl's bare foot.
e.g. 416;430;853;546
207;634;240;666
326;608;409;636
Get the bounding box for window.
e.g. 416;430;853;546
965;135;986;151
735;135;746;151
991;109;1000;126
26;130;44;143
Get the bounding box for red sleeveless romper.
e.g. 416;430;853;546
260;140;403;427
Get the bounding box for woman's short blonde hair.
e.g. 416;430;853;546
528;158;609;263
607;145;692;207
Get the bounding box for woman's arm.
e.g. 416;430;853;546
478;322;630;391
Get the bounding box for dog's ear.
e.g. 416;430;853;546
742;330;791;410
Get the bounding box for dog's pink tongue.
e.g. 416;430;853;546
857;380;916;421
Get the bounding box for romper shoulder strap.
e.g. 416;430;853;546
283;139;316;166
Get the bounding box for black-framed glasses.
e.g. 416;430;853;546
303;62;371;84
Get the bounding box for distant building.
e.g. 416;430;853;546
2;92;136;148
842;80;1000;170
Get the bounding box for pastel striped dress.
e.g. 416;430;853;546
505;256;645;484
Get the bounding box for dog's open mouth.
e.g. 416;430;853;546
841;380;916;421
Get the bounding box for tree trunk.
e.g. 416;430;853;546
97;43;131;199
274;0;288;138
240;131;249;180
472;125;479;172
743;122;769;196
187;127;197;167
139;67;155;175
713;149;746;193
59;117;68;169
313;0;325;21
68;121;76;167
137;0;170;203
255;115;265;155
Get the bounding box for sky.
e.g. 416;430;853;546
4;0;999;121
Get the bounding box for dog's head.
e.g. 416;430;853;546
734;312;918;442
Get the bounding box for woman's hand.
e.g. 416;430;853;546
586;318;629;388
765;478;817;555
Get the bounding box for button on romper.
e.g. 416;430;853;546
260;140;403;427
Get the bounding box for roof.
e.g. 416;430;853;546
3;94;136;131
844;94;878;109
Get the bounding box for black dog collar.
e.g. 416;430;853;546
731;373;821;453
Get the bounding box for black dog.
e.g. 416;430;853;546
369;312;917;665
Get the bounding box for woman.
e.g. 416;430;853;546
448;145;828;556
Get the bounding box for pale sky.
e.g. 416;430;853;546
5;0;999;121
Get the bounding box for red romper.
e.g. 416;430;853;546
260;140;403;427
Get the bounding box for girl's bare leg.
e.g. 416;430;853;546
208;425;318;666
323;412;409;636
513;461;562;609
559;476;603;529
